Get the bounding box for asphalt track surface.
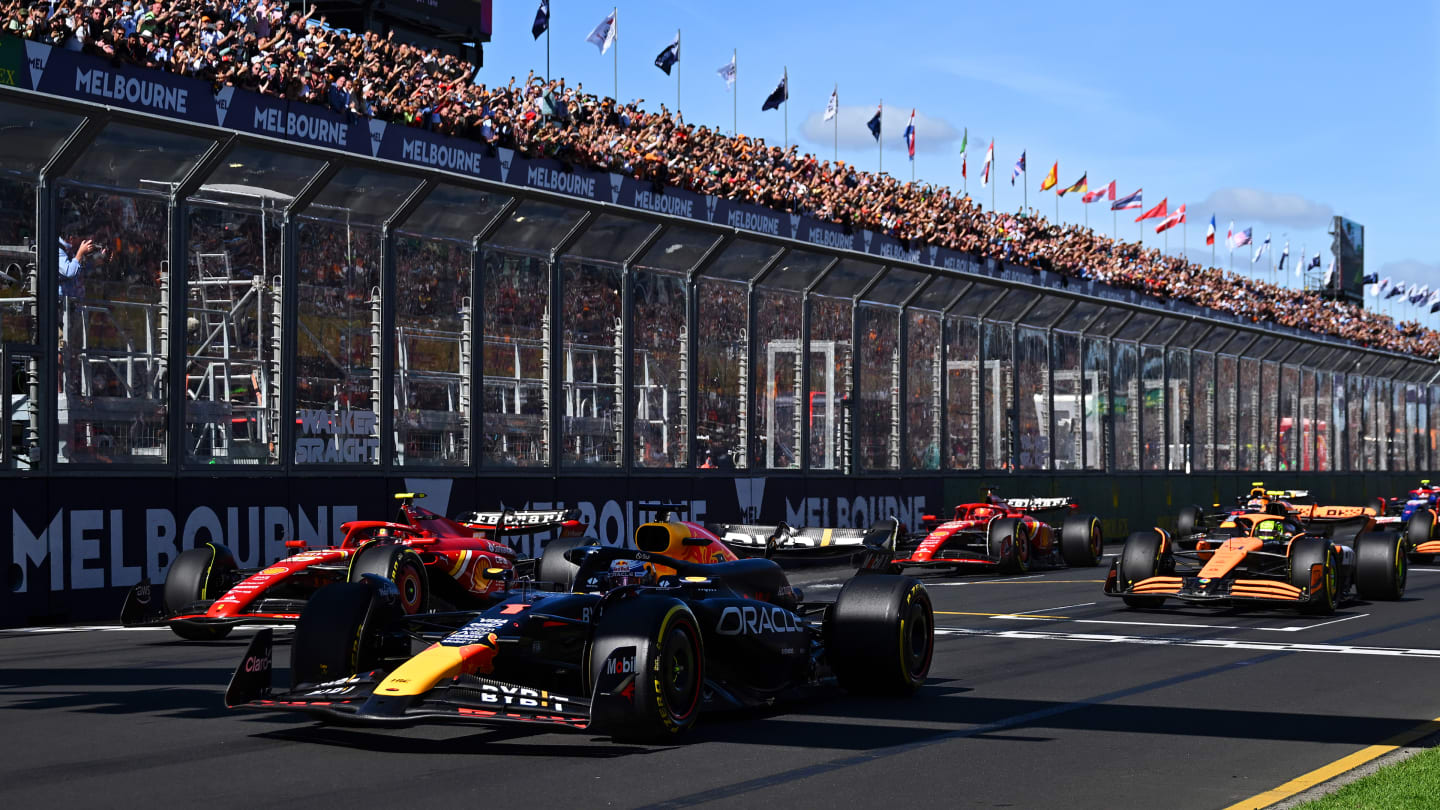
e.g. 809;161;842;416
6;547;1440;810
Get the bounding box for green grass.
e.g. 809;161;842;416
1299;744;1440;809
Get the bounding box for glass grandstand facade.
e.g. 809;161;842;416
2;90;1437;481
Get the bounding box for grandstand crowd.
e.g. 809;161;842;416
7;0;1437;359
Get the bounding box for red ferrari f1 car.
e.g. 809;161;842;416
892;490;1105;573
121;494;587;640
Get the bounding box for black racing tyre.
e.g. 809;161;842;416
291;581;405;687
538;535;594;591
163;544;238;640
827;575;933;696
1060;513;1105;567
348;544;428;614
1363;497;1386;518
1406;509;1436;553
1355;532;1407;601
1289;536;1338;616
587;597;704;742
988;518;1031;574
1119;530;1168;609
1176;505;1205;540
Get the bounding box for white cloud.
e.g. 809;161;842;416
798;105;960;152
1195;187;1334;231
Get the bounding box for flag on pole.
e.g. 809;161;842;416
1377;277;1392;296
1296;248;1306;277
1226;221;1233;246
716;54;736;89
1058;172;1088;196
959;128;967;179
1083;180;1115;204
586;10;617;54
982;139;994;186
824;86;838;122
1230;227;1253;248
1155;203;1186;233
531;0;549;39
654;32;680;75
1323;260;1337;289
1205;215;1217;246
1011;151;1026;185
1429;289;1440;313
866;103;881;140
1251;233;1271;264
1112;189;1143;210
1367;277;1382;296
1362;272;1379;284
1410;284;1431;305
1277;240;1290;271
1039;161;1058;191
1308;254;1321;271
761;73;787;111
1135;197;1168;222
1385;280;1407;300
903;109;916;159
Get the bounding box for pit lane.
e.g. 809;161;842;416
4;551;1440;809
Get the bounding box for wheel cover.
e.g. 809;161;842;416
397;564;423;614
1396;538;1408;595
905;605;931;678
660;623;700;722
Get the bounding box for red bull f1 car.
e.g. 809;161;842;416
224;508;934;742
891;492;1105;573
1105;506;1407;614
122;494;587;640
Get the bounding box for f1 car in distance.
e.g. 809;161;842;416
225;512;933;742
889;491;1105;573
122;493;588;640
1170;483;1321;548
1105;507;1407;614
1382;480;1440;522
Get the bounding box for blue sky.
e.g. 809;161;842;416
480;1;1438;319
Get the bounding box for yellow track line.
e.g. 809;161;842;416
1222;716;1440;809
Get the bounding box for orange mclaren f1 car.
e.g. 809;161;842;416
1105;506;1407;614
121;493;587;640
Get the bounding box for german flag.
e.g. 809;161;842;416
1057;172;1088;197
1039;161;1058;192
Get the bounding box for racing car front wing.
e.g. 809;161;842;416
1103;560;1322;606
226;630;595;730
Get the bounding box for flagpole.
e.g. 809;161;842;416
733;48;737;136
676;29;681;115
878;99;883;176
612;7;618;102
1054;190;1058;226
990;139;995;213
832;84;837;164
545;4;550;78
1022;159;1027;215
783;66;788;152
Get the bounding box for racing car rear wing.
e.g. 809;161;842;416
456;508;586;537
1005;496;1077;513
706;519;902;573
1294;504;1377;521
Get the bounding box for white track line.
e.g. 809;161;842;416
938;626;1440;658
927;575;1046;586
0;624;291;636
998;601;1096;618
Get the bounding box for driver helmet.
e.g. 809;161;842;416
374;527;391;538
607;559;656;589
1254;519;1285;543
1245;497;1268;512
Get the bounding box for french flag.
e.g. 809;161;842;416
1205;215;1216;246
1111;188;1143;210
903;109;916;160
